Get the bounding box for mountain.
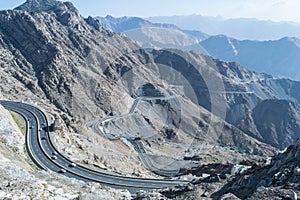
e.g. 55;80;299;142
147;15;300;41
153;50;300;149
2;0;300;198
95;15;208;54
1;0;300;157
200;35;300;80
99;16;300;80
0;0;275;177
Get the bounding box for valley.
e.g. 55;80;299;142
0;0;300;199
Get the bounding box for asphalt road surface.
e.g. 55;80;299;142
0;100;189;193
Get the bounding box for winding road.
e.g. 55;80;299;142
129;139;180;177
0;100;189;193
90;95;183;177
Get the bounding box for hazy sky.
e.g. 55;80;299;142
1;0;300;23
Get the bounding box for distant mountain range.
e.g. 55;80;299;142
201;35;300;80
97;16;300;80
95;15;208;54
147;15;300;41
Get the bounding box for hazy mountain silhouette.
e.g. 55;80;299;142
148;15;300;41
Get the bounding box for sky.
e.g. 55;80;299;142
1;0;300;24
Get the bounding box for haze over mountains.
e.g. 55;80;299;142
99;15;300;80
148;15;300;41
96;15;208;54
201;35;300;80
1;0;300;198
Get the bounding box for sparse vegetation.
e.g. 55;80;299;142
10;111;26;135
0;137;6;143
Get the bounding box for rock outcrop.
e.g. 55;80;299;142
212;140;300;199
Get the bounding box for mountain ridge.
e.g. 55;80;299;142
99;15;300;80
201;35;300;80
147;14;300;40
95;15;208;54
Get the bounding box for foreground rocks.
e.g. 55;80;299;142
212;140;300;199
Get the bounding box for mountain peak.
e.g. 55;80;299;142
15;0;61;12
282;37;300;47
14;0;81;26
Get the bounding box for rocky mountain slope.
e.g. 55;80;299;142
152;49;300;149
96;15;208;54
97;16;300;81
150;140;300;200
251;99;300;148
212;139;300;199
201;35;300;80
0;0;279;156
148;15;300;41
1;0;300;199
0;105;131;199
